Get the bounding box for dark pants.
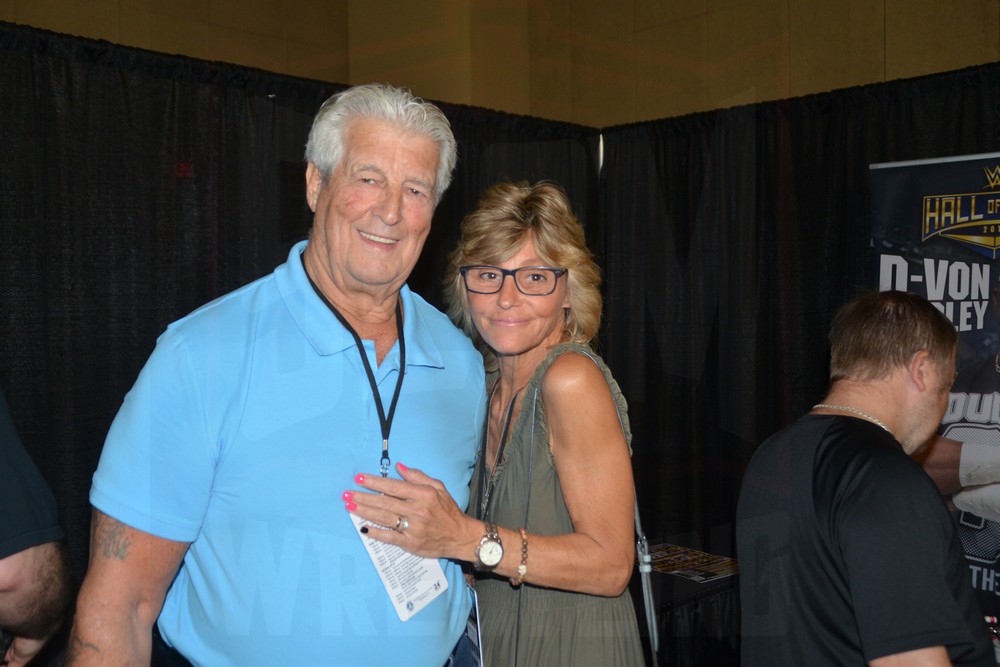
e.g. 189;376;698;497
151;628;192;667
446;631;481;667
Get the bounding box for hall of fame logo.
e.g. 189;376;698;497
922;165;1000;259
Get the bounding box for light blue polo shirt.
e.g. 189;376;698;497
91;240;486;666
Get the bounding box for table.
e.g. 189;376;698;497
630;555;740;665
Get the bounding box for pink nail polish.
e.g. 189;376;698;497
354;474;365;484
345;502;357;512
342;491;353;502
397;462;408;472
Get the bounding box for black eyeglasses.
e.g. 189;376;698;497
460;265;568;296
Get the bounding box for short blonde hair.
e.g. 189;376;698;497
829;290;957;383
444;181;602;370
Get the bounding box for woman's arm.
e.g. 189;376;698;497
349;352;637;597
521;352;636;595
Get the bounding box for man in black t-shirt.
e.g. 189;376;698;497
738;291;994;667
0;385;72;666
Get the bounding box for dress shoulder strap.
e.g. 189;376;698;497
529;342;633;451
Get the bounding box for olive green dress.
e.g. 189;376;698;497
470;343;645;667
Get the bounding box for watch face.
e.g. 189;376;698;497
479;539;503;567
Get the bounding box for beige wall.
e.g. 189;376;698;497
2;0;998;127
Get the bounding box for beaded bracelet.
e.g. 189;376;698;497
510;527;528;586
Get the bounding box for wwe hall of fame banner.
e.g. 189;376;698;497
870;152;1000;371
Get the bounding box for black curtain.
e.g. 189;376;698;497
600;63;1000;554
0;22;599;591
9;18;1000;638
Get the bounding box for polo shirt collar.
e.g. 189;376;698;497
275;240;444;369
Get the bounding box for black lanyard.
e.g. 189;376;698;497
303;258;406;477
477;386;520;518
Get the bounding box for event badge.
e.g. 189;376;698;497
349;513;448;621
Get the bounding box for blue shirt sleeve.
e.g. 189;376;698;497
91;327;217;542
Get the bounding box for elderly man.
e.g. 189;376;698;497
737;291;993;666
68;83;486;666
0;386;71;667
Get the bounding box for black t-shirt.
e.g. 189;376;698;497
942;356;1000;619
737;414;993;666
0;386;63;559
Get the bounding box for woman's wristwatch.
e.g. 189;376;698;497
474;521;504;570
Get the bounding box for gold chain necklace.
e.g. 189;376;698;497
812;403;893;435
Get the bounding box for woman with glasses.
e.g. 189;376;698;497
348;181;644;666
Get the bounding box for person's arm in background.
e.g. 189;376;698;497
913;436;962;495
915;434;1000;519
65;510;188;667
0;540;71;667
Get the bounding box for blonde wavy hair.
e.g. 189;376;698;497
444;181;602;370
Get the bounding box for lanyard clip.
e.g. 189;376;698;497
379;454;391;477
